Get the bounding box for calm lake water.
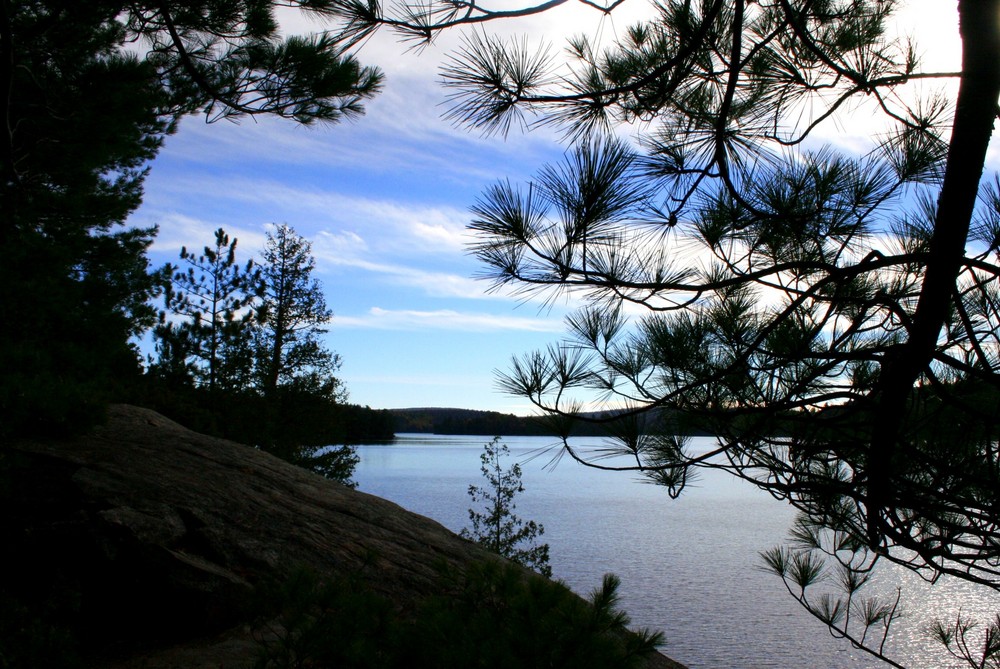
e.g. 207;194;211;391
354;434;999;669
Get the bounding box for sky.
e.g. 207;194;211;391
127;0;970;414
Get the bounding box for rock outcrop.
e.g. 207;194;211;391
3;405;685;668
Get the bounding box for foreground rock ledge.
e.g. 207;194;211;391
5;405;685;669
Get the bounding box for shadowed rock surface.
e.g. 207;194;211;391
4;405;685;668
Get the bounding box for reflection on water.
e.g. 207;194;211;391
354;434;999;669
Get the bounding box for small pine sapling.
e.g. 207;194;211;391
461;437;551;577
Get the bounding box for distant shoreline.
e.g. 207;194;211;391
388;407;714;438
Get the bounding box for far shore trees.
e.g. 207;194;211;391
312;0;1000;666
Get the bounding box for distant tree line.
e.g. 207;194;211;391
389;407;712;438
390;409;548;436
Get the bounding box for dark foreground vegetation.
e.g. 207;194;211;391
0;406;673;669
253;564;661;669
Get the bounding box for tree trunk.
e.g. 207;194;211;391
867;0;1000;547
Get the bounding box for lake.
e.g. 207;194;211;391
353;434;999;669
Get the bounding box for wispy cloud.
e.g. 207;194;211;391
334;307;564;332
148;212;268;255
139;188;546;306
144;173;473;253
313;253;491;299
166;93;559;189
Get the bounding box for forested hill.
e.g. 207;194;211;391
387;407;719;438
388;407;660;437
389;408;550;436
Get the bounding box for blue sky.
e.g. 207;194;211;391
128;1;969;413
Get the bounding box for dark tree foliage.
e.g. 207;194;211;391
0;0;383;438
0;2;168;437
252;224;358;475
332;404;396;443
253;562;662;669
316;0;1000;665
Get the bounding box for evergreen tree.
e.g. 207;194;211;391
144;224;361;486
147;320;198;390
0;2;169;436
319;0;1000;665
253;223;355;482
461;437;552;578
257;224;342;400
156;228;260;394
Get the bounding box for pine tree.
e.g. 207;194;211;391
145;224;359;485
461;437;552;578
317;0;1000;664
256;224;341;399
253;224;355;482
156;228;260;394
1;2;168;436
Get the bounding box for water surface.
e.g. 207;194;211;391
354;434;998;669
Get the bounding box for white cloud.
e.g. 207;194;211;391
166;93;557;189
334;307;564;332
146;173;472;253
411;219;473;250
139;175;546;302
148;212;267;256
316;254;491;298
311;228;369;256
